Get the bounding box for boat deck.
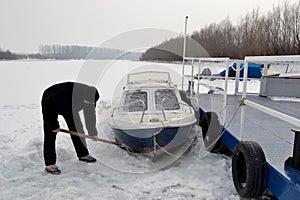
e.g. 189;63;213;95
198;94;300;199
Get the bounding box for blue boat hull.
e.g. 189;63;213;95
113;125;193;153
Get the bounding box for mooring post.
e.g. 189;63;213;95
292;128;300;170
285;128;300;171
187;80;194;96
181;16;188;90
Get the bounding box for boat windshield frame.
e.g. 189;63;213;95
127;71;171;85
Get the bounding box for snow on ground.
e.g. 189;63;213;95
0;60;238;199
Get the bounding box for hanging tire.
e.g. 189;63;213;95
232;141;266;198
200;112;223;153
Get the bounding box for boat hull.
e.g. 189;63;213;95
112;124;194;153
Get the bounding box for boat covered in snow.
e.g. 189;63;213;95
109;71;196;154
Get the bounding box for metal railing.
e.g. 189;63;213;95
239;55;300;140
161;97;193;114
111;99;147;123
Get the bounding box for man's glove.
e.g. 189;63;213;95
52;128;60;133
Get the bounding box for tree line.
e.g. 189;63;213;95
0;45;141;60
38;45;128;60
38;45;141;60
0;49;21;60
141;1;300;60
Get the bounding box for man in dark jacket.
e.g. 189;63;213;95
41;82;100;174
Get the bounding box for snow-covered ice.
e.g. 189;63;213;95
0;60;238;199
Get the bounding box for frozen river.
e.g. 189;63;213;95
0;60;238;200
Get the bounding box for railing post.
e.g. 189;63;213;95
234;61;240;95
190;59;194;97
197;59;201;94
162;108;167;121
139;100;146;123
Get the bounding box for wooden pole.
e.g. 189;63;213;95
58;128;121;146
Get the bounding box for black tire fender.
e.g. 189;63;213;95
232;141;266;198
200;112;222;152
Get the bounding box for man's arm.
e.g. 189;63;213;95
83;104;98;137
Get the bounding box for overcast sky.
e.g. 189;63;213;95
0;0;296;53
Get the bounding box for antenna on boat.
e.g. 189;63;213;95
182;16;188;90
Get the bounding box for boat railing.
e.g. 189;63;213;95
111;99;147;123
152;98;193;122
161;98;193;114
111;97;193;123
180;101;193;113
139;100;147;123
137;98;193;123
138;98;192;123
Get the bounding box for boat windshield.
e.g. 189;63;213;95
123;91;148;112
127;71;170;84
155;89;180;110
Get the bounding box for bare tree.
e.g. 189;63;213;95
141;0;300;61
